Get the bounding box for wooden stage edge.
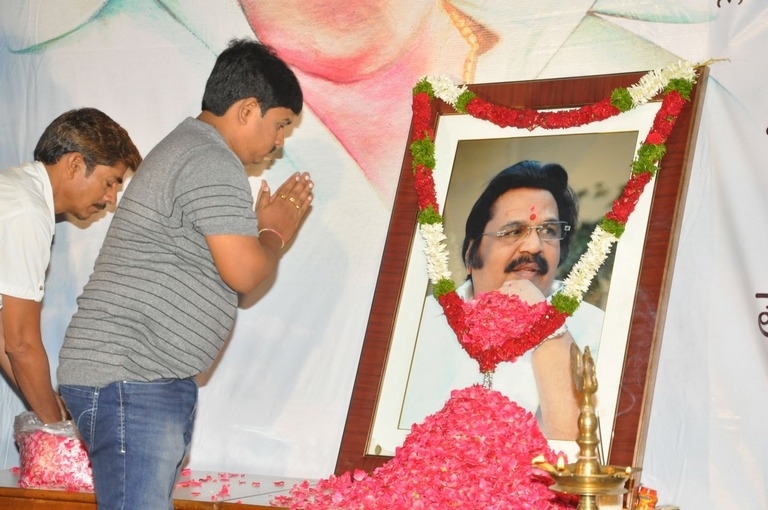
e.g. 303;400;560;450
0;469;308;509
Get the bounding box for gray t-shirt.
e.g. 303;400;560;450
58;118;258;387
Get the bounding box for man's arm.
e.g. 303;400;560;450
1;294;66;423
0;310;18;386
207;172;313;294
206;234;281;294
531;332;580;439
499;279;580;439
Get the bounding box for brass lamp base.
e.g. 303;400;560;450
533;346;631;510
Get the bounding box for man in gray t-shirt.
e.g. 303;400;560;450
58;39;314;510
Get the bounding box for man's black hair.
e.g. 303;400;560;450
202;39;302;116
462;160;579;270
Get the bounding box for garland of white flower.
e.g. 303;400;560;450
418;60;698;305
420;222;452;285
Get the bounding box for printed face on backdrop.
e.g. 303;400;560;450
237;0;438;81
468;188;561;297
235;0;479;201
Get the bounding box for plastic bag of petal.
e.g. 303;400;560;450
13;411;94;492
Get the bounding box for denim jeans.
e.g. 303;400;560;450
60;379;197;510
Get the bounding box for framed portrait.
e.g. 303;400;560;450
336;70;707;475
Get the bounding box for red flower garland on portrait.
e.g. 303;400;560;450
605;172;652;224
413;164;439;211
409;73;697;372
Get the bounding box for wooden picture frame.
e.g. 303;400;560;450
335;70;707;475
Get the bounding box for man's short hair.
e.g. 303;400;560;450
202;38;302;116
33;108;141;176
462;160;579;269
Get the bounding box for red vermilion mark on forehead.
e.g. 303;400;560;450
529;206;536;221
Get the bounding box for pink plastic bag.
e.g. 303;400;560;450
13;411;94;492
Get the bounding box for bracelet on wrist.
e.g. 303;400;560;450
544;323;568;341
258;228;285;249
535;324;568;351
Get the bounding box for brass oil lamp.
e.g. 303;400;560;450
533;345;631;510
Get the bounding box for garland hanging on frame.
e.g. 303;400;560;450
410;61;700;374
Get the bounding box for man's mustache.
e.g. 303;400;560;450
504;253;549;275
263;145;280;161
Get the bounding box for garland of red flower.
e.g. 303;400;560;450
410;72;696;373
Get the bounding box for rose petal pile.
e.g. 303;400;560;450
272;385;575;509
460;291;566;372
15;428;94;492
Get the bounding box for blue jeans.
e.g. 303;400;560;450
60;379;197;510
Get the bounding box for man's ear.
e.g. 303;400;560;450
239;97;261;124
463;240;474;270
63;152;85;179
464;238;483;273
